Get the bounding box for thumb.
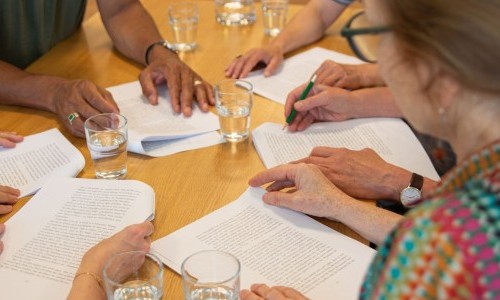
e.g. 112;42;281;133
139;71;159;105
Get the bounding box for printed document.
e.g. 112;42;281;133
107;81;224;157
152;188;376;299
246;47;364;104
0;177;155;299
0;128;84;197
252;120;440;181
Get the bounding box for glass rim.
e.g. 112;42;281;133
102;250;163;287
181;249;241;285
84;113;128;132
214;79;253;95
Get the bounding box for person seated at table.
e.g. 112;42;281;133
66;221;154;299
226;0;354;79
243;0;500;298
0;0;213;138
0;131;23;215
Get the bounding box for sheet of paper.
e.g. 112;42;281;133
252;120;440;181
107;81;223;156
152;188;375;299
246;47;364;104
0;128;85;197
0;177;155;299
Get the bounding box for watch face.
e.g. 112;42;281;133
401;187;422;206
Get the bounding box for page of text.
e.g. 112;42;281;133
0;178;155;299
152;188;375;299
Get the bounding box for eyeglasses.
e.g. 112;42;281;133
341;11;391;63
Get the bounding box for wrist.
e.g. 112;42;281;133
145;40;177;65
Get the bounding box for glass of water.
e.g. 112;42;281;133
215;79;253;142
261;0;288;37
103;251;164;300
214;0;256;26
182;250;240;300
168;2;199;52
84;113;128;179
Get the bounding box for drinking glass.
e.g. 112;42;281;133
103;251;164;300
168;2;199;52
261;0;288;37
182;250;240;300
84;113;128;179
214;0;256;26
215;79;253;142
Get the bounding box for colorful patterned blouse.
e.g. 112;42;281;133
361;140;500;299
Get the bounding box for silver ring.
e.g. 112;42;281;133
194;79;203;86
68;112;80;125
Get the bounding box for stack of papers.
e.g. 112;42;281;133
246;47;364;104
108;81;224;157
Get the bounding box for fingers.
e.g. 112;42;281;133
0;132;24;148
0;205;13;215
79;81;119;114
309;146;337;157
284;84;307;119
263;55;283;77
248;164;298;187
139;69;160;105
241;289;264;300
0;186;20;205
0;223;4;255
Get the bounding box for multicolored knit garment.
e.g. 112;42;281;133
360;140;500;299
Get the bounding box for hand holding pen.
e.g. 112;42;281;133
283;74;317;130
283;77;355;132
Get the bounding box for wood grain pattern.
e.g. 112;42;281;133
0;1;369;297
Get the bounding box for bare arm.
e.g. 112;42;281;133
226;0;348;78
270;0;347;54
96;0;162;65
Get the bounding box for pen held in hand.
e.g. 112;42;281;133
283;74;317;130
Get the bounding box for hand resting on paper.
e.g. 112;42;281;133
140;46;214;117
0;132;23;214
249;163;402;245
67;221;154;300
293;147;438;201
225;45;284;79
0;131;24;148
284;85;400;132
314;61;384;89
240;283;309;300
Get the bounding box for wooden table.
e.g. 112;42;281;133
0;0;366;298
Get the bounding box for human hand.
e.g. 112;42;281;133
285;84;355;132
249;163;351;220
139;47;214;117
0;185;21;215
315;61;384;88
76;222;154;275
293;147;408;201
48;79;119;138
0;223;5;255
0;132;23;148
225;45;284;79
241;284;309;300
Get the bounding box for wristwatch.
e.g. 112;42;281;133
400;173;424;207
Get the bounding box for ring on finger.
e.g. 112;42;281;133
194;79;203;86
68;112;81;125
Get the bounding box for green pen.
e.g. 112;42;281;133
284;73;317;128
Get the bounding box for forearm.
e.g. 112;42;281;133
355;64;385;87
348;87;402;118
270;0;347;54
334;198;403;245
97;0;163;65
0;61;60;113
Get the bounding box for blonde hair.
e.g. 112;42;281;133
385;0;500;94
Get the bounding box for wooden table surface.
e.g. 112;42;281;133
0;0;366;298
